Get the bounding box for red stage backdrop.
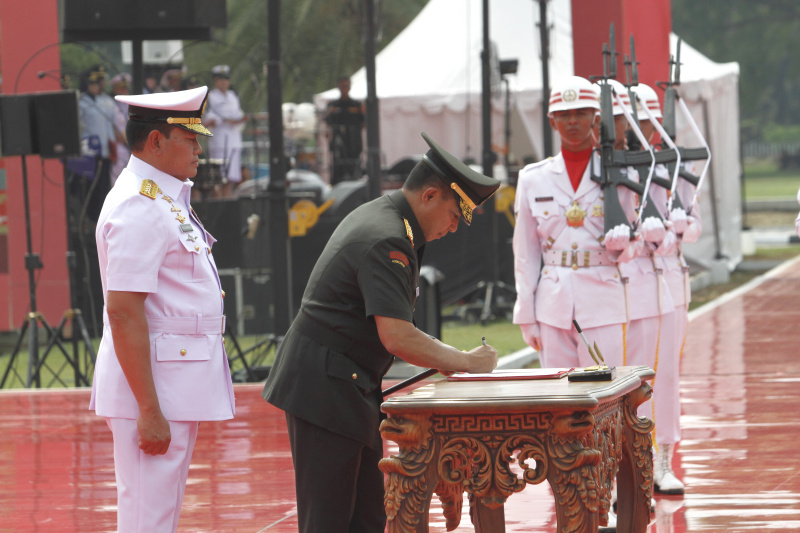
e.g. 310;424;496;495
0;0;70;331
571;0;672;96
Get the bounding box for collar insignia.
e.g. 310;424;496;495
403;218;414;248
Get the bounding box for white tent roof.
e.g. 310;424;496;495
319;0;574;102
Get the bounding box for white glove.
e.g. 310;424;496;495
640;216;667;243
654;229;678;256
682;216;701;244
618;235;644;263
520;323;541;351
669;208;688;235
604;224;633;251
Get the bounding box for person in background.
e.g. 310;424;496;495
204;65;247;197
109;73;132;185
78;64;116;222
91;86;235;532
159;69;182;93
325;76;365;185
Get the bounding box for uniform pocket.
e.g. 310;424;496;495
326;349;376;394
178;232;211;283
531;200;559;220
155;334;210;362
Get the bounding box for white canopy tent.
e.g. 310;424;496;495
314;0;742;270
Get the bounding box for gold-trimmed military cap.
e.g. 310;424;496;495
211;65;231;79
115;86;213;137
86;64;108;83
419;132;501;225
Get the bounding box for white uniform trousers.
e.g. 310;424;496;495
626;310;681;446
539;322;626;369
107;418;199;533
653;307;685;446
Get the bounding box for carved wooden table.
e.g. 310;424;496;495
379;366;654;533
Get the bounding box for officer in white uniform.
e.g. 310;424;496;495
204;65;247;195
630;83;703;495
513;76;640;370
90;86;235;532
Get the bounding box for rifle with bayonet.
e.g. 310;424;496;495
622;33;668;225
590;23;658;235
656;37;712;214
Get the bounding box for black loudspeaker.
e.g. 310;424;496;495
0;91;80;158
33;91;81;158
61;0;227;41
0;95;35;157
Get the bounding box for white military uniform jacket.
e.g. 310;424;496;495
513;152;636;331
90;156;236;421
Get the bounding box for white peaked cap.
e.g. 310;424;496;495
116;86;213;136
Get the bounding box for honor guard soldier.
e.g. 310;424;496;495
262;132;500;532
630;82;702;495
513;75;638;370
90;86;235;532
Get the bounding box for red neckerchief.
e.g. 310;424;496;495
562;147;593;192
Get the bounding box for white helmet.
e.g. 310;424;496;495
593;79;632;116
548;76;600;116
630;83;662;118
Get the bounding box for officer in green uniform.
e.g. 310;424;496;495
262;132;501;532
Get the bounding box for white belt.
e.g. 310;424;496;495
543;249;615;269
104;309;226;335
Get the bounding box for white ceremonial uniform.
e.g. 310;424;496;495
206;88;245;183
513;152;637;369
91;155;235;532
618;168;675;434
647;163;702;446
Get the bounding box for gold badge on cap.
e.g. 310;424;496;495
563;89;578;102
566;201;586;227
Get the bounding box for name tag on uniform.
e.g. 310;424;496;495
535;196;554;202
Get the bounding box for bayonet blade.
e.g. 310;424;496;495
609;22;617;79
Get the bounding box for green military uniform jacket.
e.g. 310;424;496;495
262;190;425;448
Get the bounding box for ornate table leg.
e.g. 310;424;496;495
546;410;602;533
379;414;440;533
616;382;654;533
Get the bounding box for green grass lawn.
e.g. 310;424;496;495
744;158;800;198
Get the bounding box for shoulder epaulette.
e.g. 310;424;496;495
139;179;160;200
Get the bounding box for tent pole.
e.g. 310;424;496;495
538;0;553;158
364;0;381;201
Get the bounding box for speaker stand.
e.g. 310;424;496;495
226;324;282;383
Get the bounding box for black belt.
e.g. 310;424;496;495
292;311;392;377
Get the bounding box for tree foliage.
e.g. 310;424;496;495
181;0;428;112
672;0;800;142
